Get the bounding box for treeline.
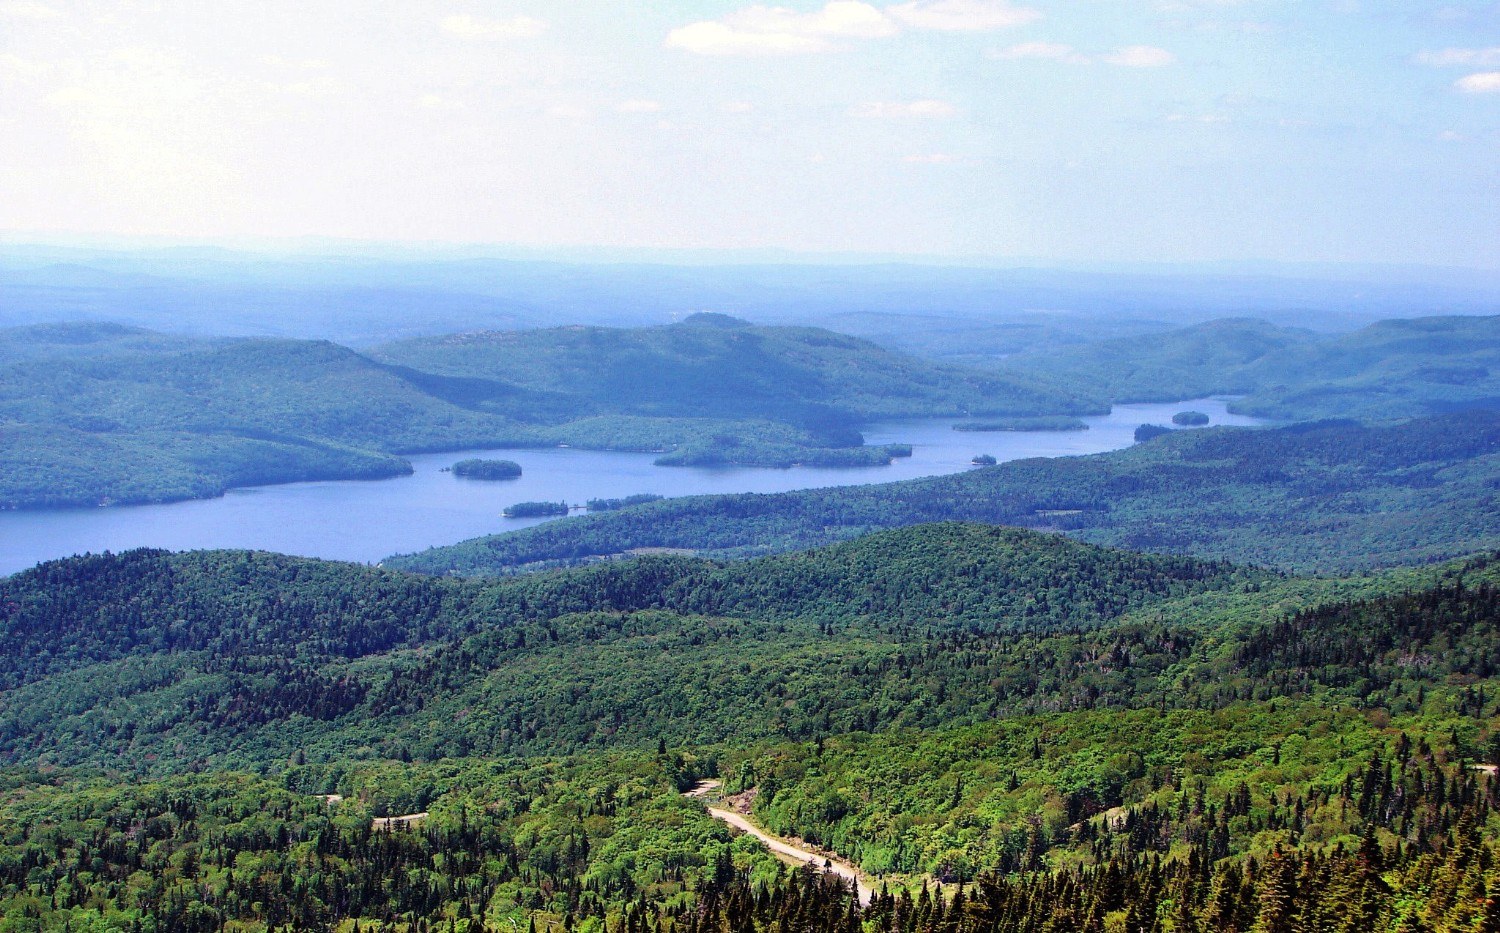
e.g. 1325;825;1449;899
4;721;1498;930
686;818;1500;933
388;412;1500;576
1;316;1098;509
0;754;775;932
3;524;1498;772
1000;313;1500;423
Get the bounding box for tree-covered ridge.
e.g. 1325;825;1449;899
0;525;1253;770
0;525;1244;682
0;752;781;932
388;411;1500;576
2;695;1498;931
1002;313;1500;421
0;522;1492;773
4;527;1500;926
371;315;1096;422
0;319;1095;509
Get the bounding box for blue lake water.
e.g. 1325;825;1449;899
0;399;1266;575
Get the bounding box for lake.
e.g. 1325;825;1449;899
0;399;1266;575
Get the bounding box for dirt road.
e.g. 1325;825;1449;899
684;780;874;905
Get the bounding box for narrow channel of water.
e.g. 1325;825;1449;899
0;399;1264;575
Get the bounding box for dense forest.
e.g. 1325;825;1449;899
0;317;1096;509
389;411;1500;576
8;312;1500;510
1002;314;1500;421
8;307;1500;930
2;523;1500;929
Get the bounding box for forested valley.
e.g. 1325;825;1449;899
3;518;1500;930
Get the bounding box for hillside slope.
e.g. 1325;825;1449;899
388;412;1500;576
0;319;1095;508
373;314;1095;422
0;524;1257;770
1005;313;1500;420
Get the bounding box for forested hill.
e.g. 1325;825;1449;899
388;411;1500;576
0;318;1095;509
370;314;1091;421
0;523;1262;770
1001;313;1500;420
5;525;1500;928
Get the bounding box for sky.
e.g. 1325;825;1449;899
0;1;1497;267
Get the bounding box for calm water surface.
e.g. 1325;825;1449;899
0;399;1265;575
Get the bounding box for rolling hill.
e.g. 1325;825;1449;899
1003;313;1500;420
388;411;1500;576
0;318;1095;508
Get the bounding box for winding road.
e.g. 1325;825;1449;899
685;780;876;905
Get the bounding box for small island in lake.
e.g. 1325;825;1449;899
971;453;997;466
954;416;1088;432
1134;424;1173;442
452;458;522;480
1172;411;1210;426
503;500;570;518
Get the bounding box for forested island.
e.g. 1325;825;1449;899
502;500;570;518
389;412;1500;577
954;416;1088;432
451;458;522;479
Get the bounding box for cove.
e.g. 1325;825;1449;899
0;399;1265;575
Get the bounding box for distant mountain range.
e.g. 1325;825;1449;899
0;316;1093;509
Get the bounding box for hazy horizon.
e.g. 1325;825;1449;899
2;1;1496;269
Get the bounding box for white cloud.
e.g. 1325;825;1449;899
419;94;464;111
546;104;591;119
666;20;833;55
853;99;956;118
666;0;1035;56
903;152;957;163
992;41;1088;63
1100;45;1176;67
731;2;897;38
617;99;662;113
1438;130;1464;141
1166;112;1229;123
0;52;51;81
993;42;1174;67
667;2;896;56
1456;71;1500;93
887;0;1040;31
440;14;547;40
0;1;60;20
722;100;756;113
265;55;331;71
1416;47;1500;67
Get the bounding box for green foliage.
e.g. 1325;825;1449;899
505;501;572;518
588;494;664;512
1;319;1091;509
4;517;1500;927
0;752;780;931
389;412;1500;577
1134;424;1172;442
954;416;1088;432
1004;313;1500;421
453;457;523;479
1172;410;1210;426
2;521;1492;775
372;318;1099;424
